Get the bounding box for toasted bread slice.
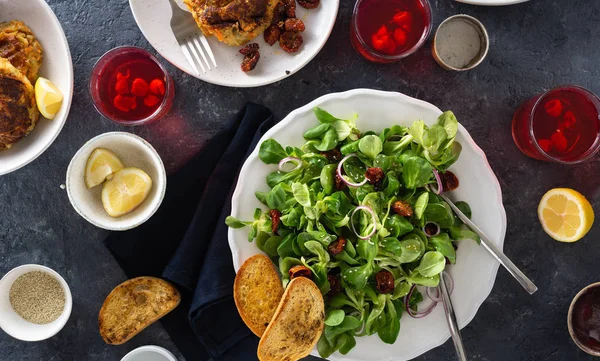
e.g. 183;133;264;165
234;254;284;337
99;277;180;345
257;277;325;361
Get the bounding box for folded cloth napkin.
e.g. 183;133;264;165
105;103;277;361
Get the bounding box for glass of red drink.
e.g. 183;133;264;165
350;0;432;63
512;86;600;163
90;46;174;126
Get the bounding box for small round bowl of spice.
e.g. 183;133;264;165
90;46;175;126
432;14;489;71
0;264;72;341
568;282;600;356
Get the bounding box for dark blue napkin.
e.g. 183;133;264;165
104;103;274;361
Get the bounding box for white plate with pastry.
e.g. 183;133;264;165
0;0;73;175
129;0;339;87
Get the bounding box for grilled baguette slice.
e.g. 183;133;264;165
257;277;325;361
99;277;180;345
234;254;284;337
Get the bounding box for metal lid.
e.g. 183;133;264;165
432;14;489;71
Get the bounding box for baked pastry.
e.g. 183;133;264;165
0;57;39;150
183;0;278;46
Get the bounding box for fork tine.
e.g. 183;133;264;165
185;39;207;73
199;35;217;68
192;37;211;71
180;43;201;76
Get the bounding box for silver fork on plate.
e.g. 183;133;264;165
168;0;217;74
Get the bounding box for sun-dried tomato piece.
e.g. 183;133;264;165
269;209;281;235
439;170;459;191
279;31;303;53
392;200;413;217
298;0;320;9
282;0;296;17
239;43;260;55
241;51;260;72
328;237;347;256
321;148;343;163
289;265;312;279
375;270;394;294
285;18;305;32
264;25;281;46
327;274;342;295
365;167;384;185
335;173;347;191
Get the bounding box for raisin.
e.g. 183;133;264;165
321;148;343;163
239;43;259;55
269;209;281;235
439;170;459;191
375;270;394;294
289;265;312;279
327;274;342;296
279;31;303;53
392;200;413;217
283;0;296;18
328;237;347;256
264;25;281;46
241;51;260;72
298;0;320;8
365;167;384;185
285;18;305;32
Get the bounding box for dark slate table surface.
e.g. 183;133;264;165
2;0;600;360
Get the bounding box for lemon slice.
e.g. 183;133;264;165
35;77;63;119
84;148;124;188
538;188;594;242
102;167;152;218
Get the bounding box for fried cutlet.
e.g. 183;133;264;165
0;20;43;83
184;0;278;46
0;57;39;150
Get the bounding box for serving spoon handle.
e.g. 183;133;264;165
439;272;468;361
439;193;538;295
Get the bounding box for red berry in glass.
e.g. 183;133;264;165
351;0;430;61
512;87;600;162
98;52;167;122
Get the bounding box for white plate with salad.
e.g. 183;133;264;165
227;89;506;361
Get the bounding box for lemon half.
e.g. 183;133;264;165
101;167;152;218
35;77;63;119
538;188;594;243
84;148;124;188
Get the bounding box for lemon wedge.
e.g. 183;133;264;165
538;188;594;242
35;77;63;119
84;148;124;188
102;167;152;217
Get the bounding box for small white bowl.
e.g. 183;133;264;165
0;264;72;341
121;345;178;361
66;132;167;231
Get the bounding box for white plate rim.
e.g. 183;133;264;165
128;0;340;88
455;0;529;6
228;89;506;360
0;0;74;175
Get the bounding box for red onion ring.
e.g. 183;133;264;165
405;284;437;318
429;169;443;195
278;157;302;172
422;222;440;237
337;154;368;187
350;205;377;240
426;273;454;303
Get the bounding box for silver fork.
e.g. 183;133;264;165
168;0;217;74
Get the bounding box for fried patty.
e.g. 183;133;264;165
0;57;39;150
0;20;43;83
184;0;277;46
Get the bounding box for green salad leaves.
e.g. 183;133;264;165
226;108;480;357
